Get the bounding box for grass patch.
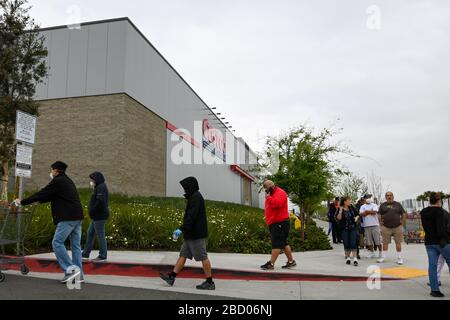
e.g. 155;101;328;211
5;189;332;254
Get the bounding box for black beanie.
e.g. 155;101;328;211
51;161;68;172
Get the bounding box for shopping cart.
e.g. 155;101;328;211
0;203;36;282
404;214;424;244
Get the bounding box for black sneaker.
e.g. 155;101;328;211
159;273;175;286
60;273;72;284
260;261;274;270
281;260;297;269
92;256;107;262
357;255;361;260
430;291;445;298
196;280;215;290
60;271;83;284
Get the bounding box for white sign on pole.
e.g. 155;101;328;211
15;144;33;178
15;110;37;145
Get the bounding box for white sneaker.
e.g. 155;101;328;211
397;258;404;265
377;257;385;263
366;252;375;259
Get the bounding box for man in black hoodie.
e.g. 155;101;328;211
82;172;109;262
17;161;84;283
421;192;450;298
160;177;215;290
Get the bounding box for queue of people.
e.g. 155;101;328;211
15;161;215;290
16;162;111;283
12;162;450;298
328;191;450;298
327;193;407;265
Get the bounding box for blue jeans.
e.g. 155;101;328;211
82;220;107;259
425;244;450;292
342;229;358;251
52;220;83;277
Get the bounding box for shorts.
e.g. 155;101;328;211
269;219;290;249
381;225;404;245
180;238;208;261
364;226;381;246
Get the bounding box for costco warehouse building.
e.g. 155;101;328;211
25;17;262;208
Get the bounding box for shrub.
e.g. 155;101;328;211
6;189;332;254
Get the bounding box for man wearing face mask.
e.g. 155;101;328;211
82;172;109;262
159;176;215;290
16;161;84;283
260;180;296;270
359;194;382;260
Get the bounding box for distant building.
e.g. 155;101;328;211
401;198;450;213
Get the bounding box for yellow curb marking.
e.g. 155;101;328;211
380;267;428;279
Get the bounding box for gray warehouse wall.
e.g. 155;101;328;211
32;18;256;205
166;133;242;203
35;20;128;100
34;19;241;153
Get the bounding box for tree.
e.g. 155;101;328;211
416;191;450;208
336;172;368;203
416;193;427;210
0;0;48;201
416;191;442;210
258;124;353;240
366;171;387;205
444;193;450;210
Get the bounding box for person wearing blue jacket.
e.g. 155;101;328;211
82;172;109;262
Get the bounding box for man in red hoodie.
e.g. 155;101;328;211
260;180;297;270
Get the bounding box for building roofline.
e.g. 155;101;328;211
36;17;130;32
37;17;239;141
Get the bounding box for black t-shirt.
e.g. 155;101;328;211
379;201;406;228
336;207;358;230
420;206;450;246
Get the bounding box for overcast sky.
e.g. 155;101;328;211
27;0;450;201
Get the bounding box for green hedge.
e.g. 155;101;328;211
14;189;332;254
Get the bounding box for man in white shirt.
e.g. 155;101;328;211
360;194;383;260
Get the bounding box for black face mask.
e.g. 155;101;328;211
266;186;275;195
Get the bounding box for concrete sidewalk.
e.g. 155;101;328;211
25;219;434;279
24;245;427;279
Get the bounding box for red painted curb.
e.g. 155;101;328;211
2;256;403;282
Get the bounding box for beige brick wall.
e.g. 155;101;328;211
120;95;167;196
26;93;166;197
